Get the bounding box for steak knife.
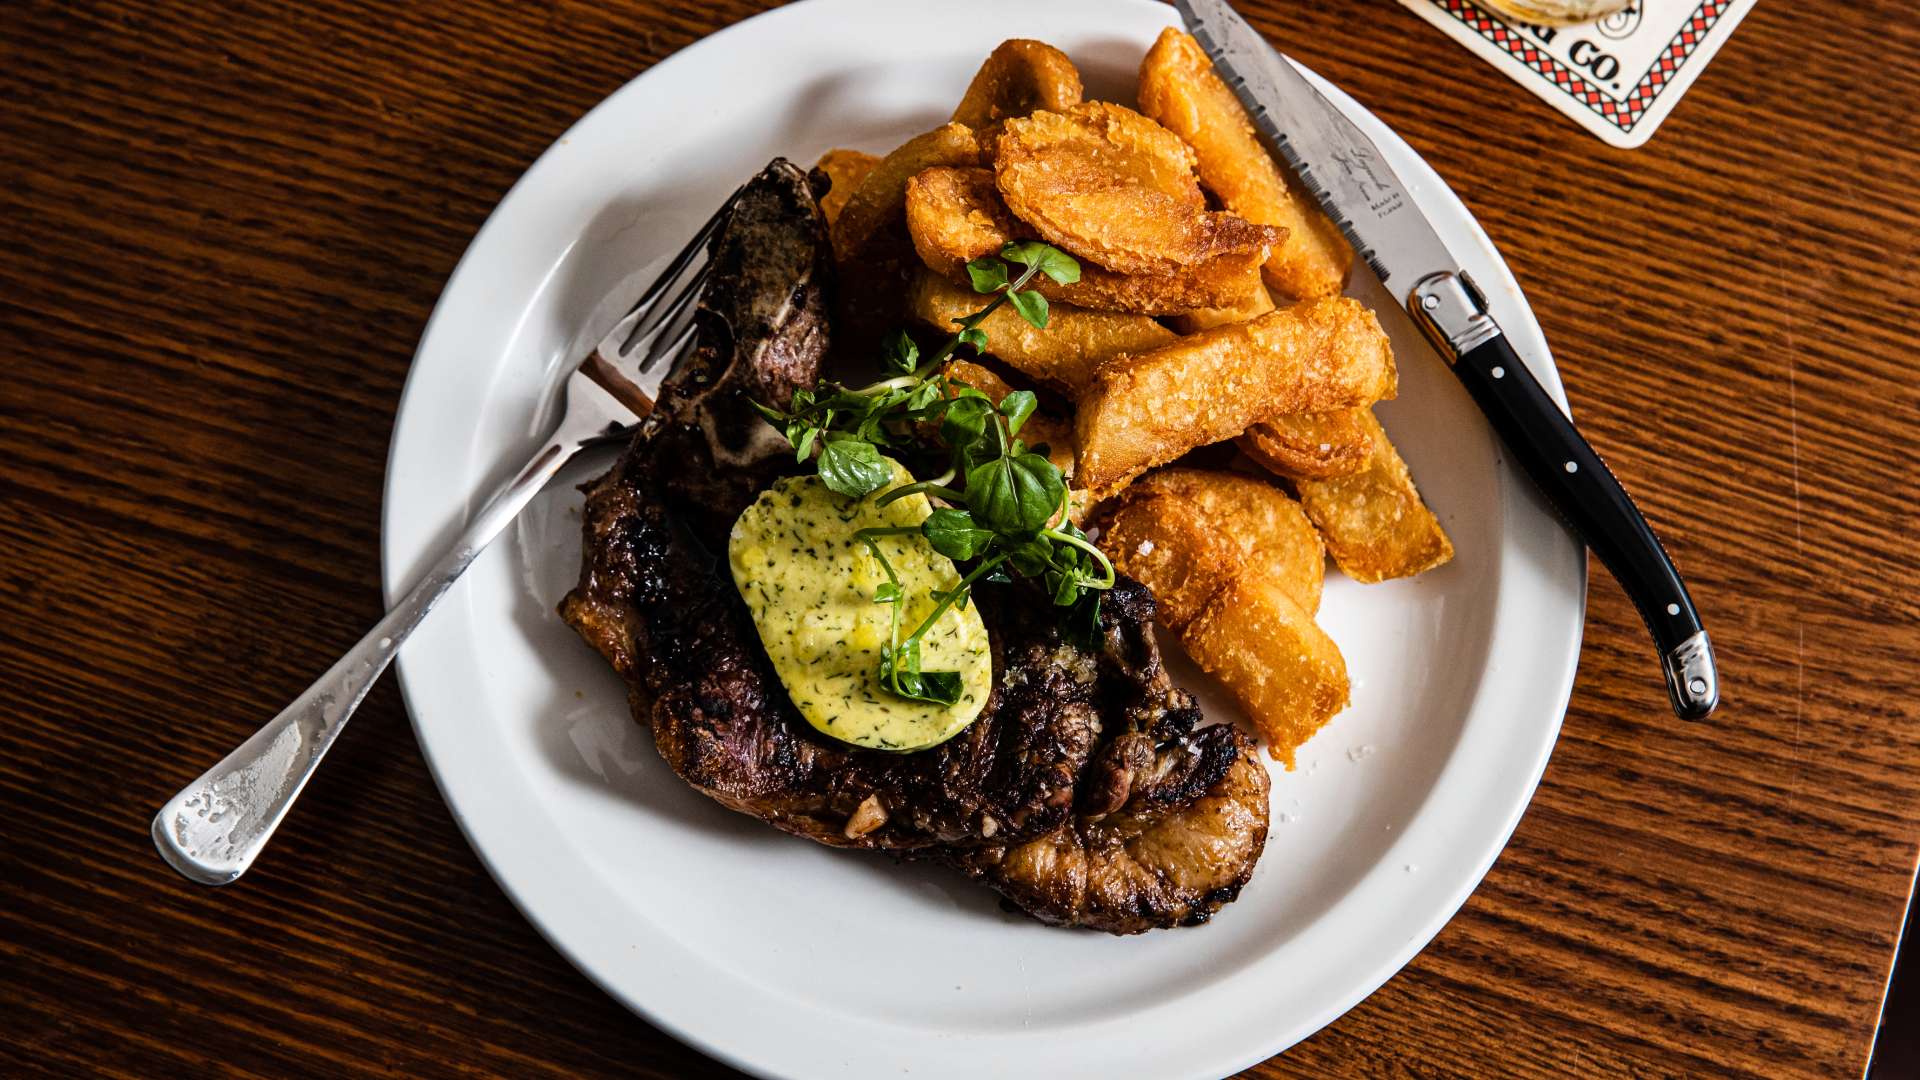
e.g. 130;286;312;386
1176;0;1718;721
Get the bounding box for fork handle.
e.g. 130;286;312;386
151;434;583;885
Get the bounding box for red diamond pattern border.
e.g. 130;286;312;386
1430;0;1727;132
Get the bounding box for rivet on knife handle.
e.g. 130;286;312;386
1410;271;1719;721
1177;0;1719;720
1409;270;1500;358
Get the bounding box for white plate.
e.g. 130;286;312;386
381;2;1586;1076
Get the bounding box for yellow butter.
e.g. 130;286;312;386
728;464;992;752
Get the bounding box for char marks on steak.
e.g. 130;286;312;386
566;459;1106;850
947;723;1271;935
942;586;1271;934
559;158;1270;931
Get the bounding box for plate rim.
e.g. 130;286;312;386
380;3;1589;1076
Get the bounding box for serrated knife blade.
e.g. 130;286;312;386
1174;0;1459;299
1173;0;1719;722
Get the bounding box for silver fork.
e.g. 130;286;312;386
151;188;741;886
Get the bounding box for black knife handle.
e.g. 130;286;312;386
1409;272;1718;720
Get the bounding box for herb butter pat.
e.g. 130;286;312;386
729;464;992;752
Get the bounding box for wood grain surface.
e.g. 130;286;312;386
4;1;1917;1076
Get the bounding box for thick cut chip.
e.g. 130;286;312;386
1185;577;1349;768
1294;410;1454;582
939;359;1077;482
813;148;880;231
910;271;1174;394
1024;415;1078;483
904;167;1017;276
833;216;921;364
1023;248;1265;319
1238;409;1373;480
830;126;984;359
1097;470;1340;765
940;358;1017;401
952;39;1084;129
1170;276;1276;334
994;102;1282;275
831;123;984;261
1127;469;1324;614
905;166;1267;316
1066;478;1127;527
1100;494;1242;631
1099;470;1323;629
1138;28;1352;301
1074;297;1398;491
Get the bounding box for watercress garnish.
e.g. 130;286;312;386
754;242;1112;707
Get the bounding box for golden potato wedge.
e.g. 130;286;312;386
940;358;1016;401
904;167;1015;271
831;213;923;365
1096;469;1339;765
1026;415;1079;483
1170;277;1276;334
994;102;1283;275
813;148;880;231
904;166;1268;316
1127;468;1324;614
1185;576;1349;768
1238;409;1373;481
1074;297;1398;491
1099;494;1243;630
1293;410;1454;583
1138;28;1352;301
1099;469;1323;628
952;39;1084;129
938;359;1077;482
1063;475;1133;527
1030;248;1266;319
831;123;984;261
909;271;1174;394
828;127;984;360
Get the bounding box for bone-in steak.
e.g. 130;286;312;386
559;158;1269;931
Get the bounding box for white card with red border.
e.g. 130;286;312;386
1397;0;1756;148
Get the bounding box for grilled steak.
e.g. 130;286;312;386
946;723;1271;934
564;159;1097;850
559;157;1270;929
941;586;1271;934
566;447;1104;849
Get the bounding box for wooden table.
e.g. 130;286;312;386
5;1;1916;1076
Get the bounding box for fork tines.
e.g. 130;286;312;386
577;185;743;423
611;186;744;376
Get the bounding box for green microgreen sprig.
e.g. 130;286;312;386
749;242;1112;707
